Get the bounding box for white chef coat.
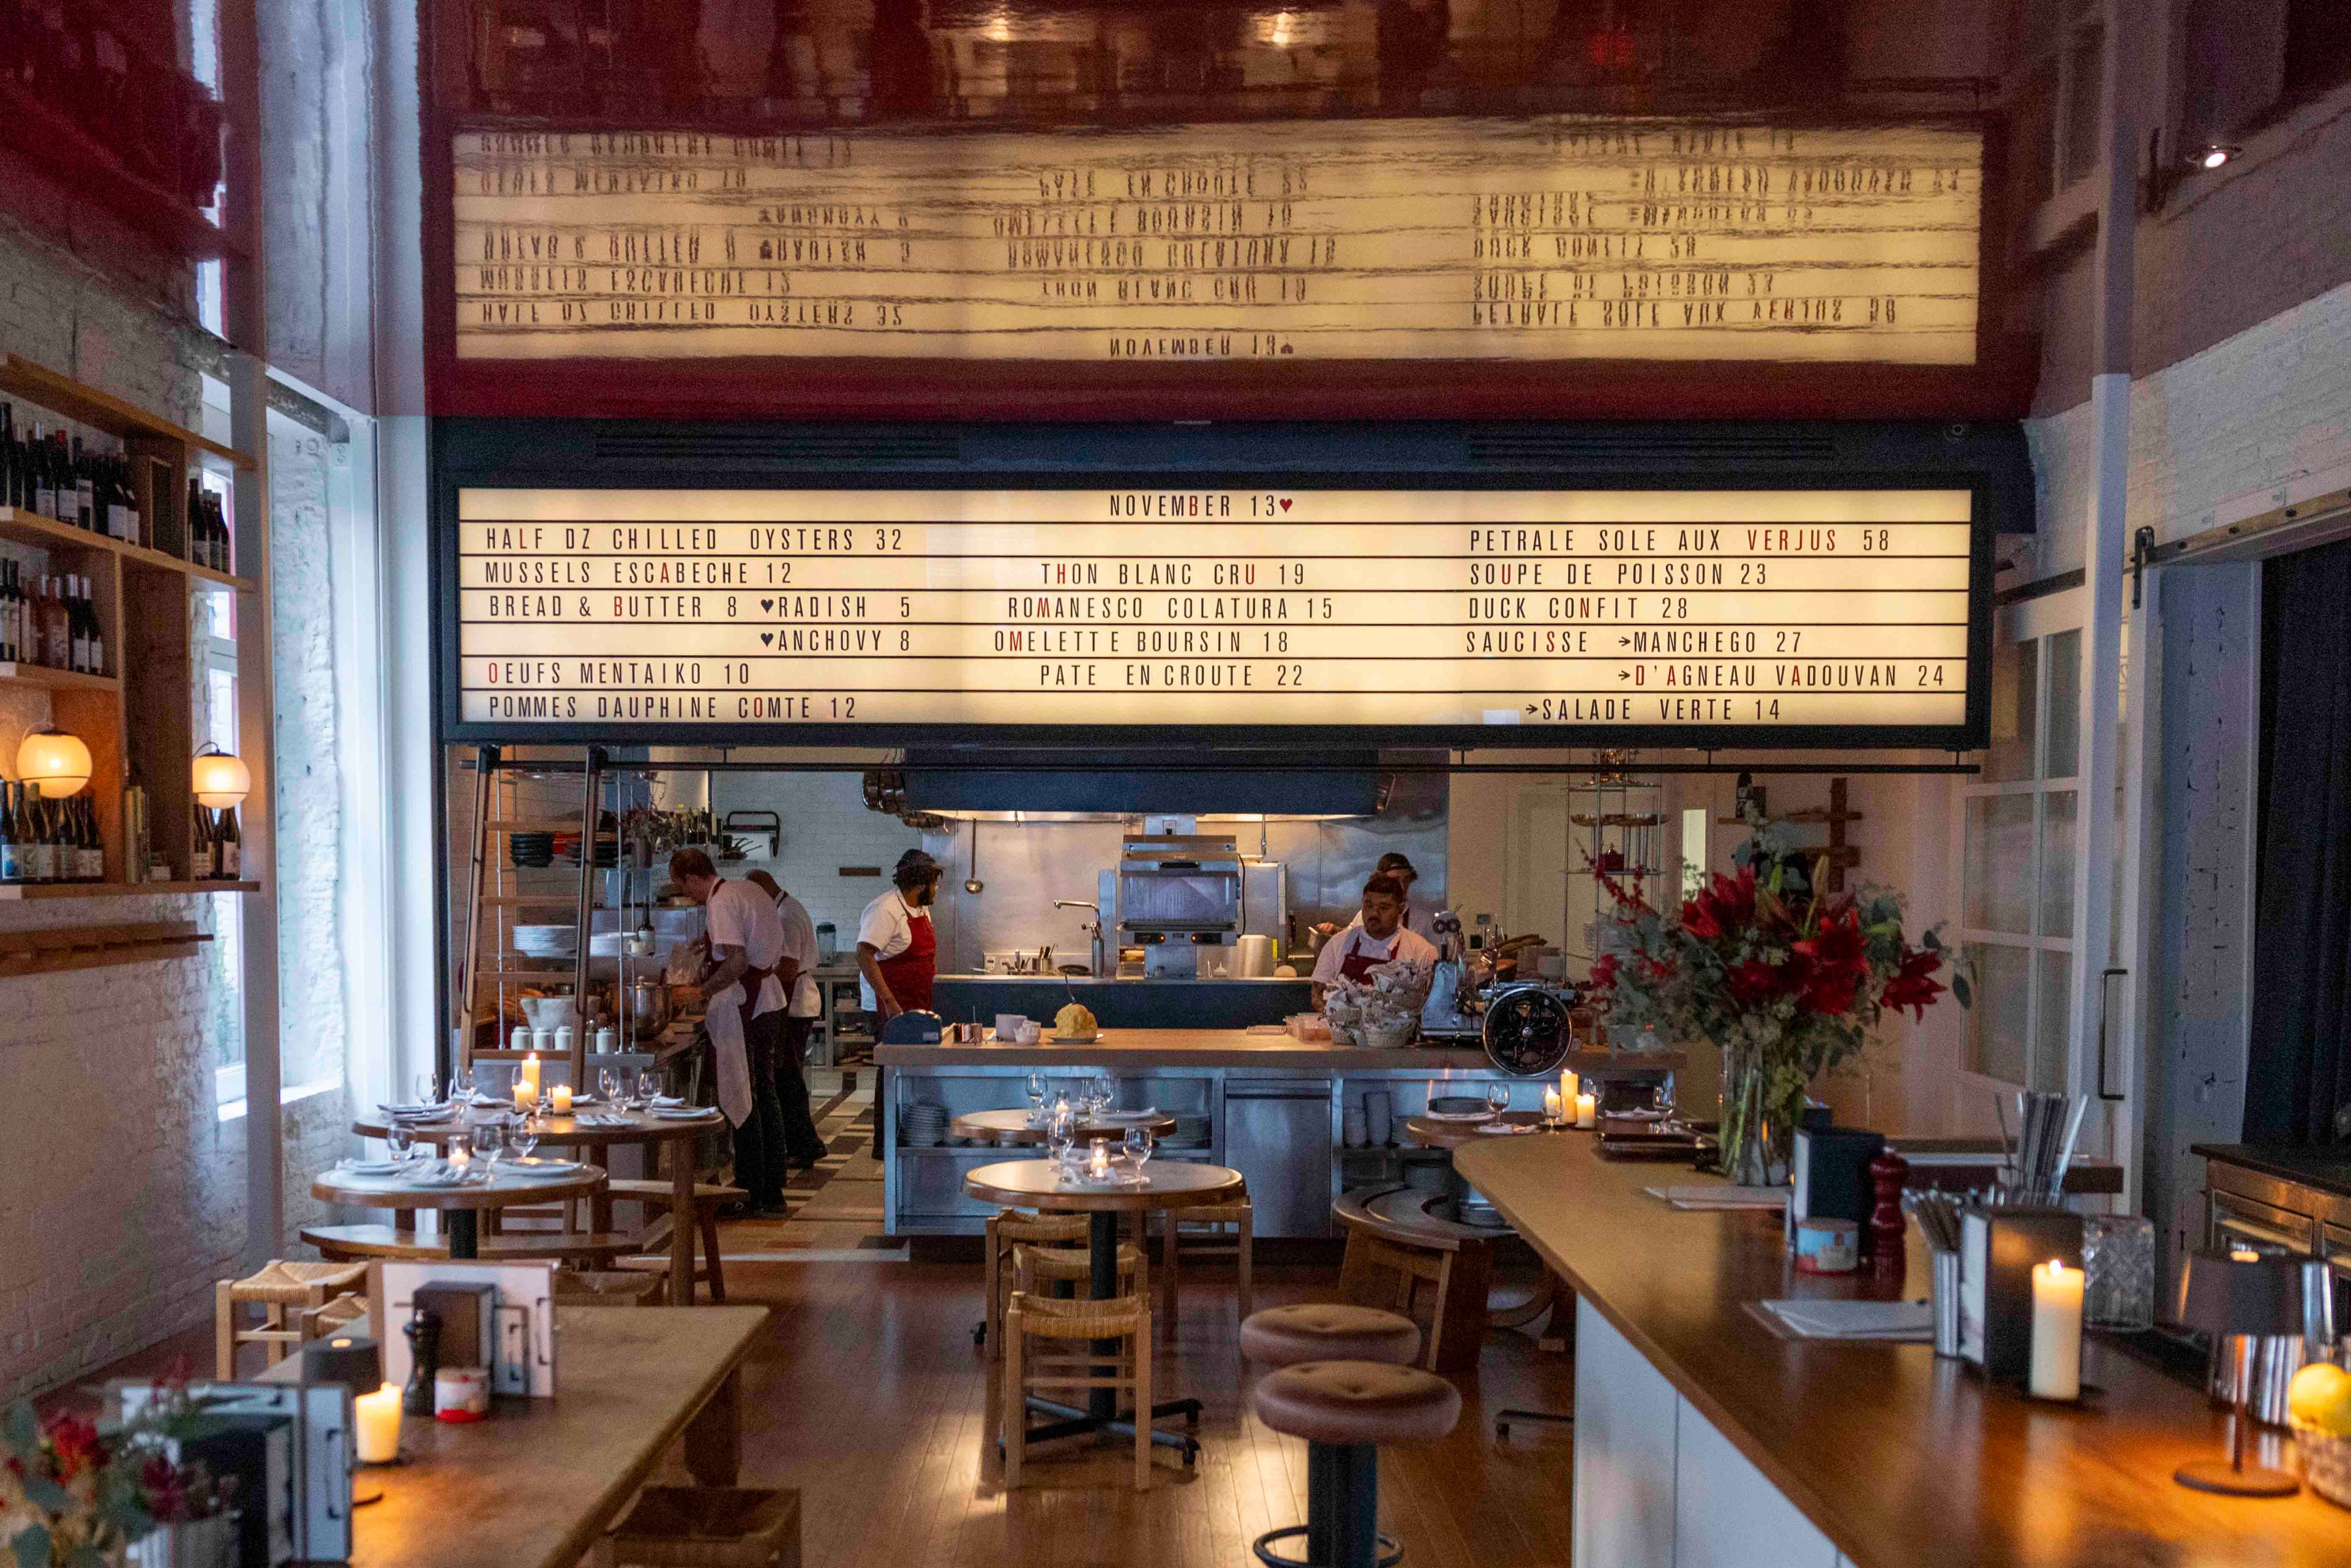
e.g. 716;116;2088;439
856;887;929;1011
705;879;787;1018
1311;923;1439;986
771;889;822;1018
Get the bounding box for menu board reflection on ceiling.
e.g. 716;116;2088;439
448;486;1989;746
455;118;1981;366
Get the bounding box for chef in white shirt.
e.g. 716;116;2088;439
671;849;790;1214
1311;871;1440;1008
744;869;830;1172
1319;852;1441;945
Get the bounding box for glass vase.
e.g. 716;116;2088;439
1717;1045;1801;1187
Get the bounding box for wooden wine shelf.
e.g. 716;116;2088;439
0;508;255;593
0;880;261;902
0;357;253;471
0;662;121;692
0;919;212;975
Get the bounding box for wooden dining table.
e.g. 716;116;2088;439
965;1157;1242;1465
312;1163;608;1259
354;1106;723;1303
273;1304;770;1568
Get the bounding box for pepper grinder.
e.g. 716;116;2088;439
1868;1150;1910;1272
402;1308;442;1416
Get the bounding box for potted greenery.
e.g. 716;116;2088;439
2;1373;239;1568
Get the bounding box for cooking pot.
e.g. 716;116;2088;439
1232;934;1277;978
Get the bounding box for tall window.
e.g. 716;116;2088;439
196;516;246;1113
1960;617;2081;1091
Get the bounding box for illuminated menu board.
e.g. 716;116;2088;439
454;118;1980;365
452;487;1979;739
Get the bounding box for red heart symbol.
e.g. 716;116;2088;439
1278;498;1292;512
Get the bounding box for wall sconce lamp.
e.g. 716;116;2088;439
192;745;252;809
2144;129;2242;212
16;728;92;798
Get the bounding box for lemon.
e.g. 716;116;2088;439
2289;1361;2351;1435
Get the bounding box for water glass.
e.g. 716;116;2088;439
1123;1126;1153;1172
413;1071;440;1107
474;1119;507;1165
454;1068;476;1101
637;1070;663;1108
1024;1071;1048;1122
1046;1106;1077;1168
385;1123;415;1163
1091;1075;1116;1114
509;1114;539;1163
1485;1081;1511;1117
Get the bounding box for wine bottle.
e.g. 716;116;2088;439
29;422;54;519
216;803;240;880
0;400;15;509
78;797;103;882
83;576;104;676
70;437;94;530
44;574;67;669
67;574;91;674
24;790;53;883
0;782;20;885
192;802;214;880
0;561;17;663
109;454;138;543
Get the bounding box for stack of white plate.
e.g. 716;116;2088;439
513;925;580;959
902;1105;950;1148
587;931;624;958
1167;1114;1213;1150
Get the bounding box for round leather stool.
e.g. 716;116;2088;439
1250;1362;1461;1568
1242;1304;1422;1369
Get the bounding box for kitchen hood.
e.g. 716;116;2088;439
893;751;1385;816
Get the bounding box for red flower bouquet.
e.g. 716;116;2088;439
1588;811;1959;1184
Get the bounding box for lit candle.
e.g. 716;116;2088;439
1575;1092;1597;1130
2029;1260;2083;1401
449;1142;470;1170
512;1076;533;1111
522;1053;542;1095
1543;1087;1564;1123
354;1382;402;1463
551;1082;572;1114
1089;1141;1111;1180
1560;1069;1579;1105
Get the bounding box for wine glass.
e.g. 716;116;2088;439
413;1071;440;1108
599;1067;620;1103
637;1070;664;1108
385;1123;415;1163
1122;1125;1154;1173
1090;1075;1116;1116
454;1067;476;1102
1485;1081;1511;1119
1046;1106;1077;1170
509;1113;539;1163
473;1117;507;1165
1024;1071;1048;1123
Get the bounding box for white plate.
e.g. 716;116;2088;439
648;1106;718;1120
1089;1108;1161;1123
342;1160;405;1176
1051;1032;1100;1044
1422;1109;1495;1123
1474;1122;1541;1136
505;1158;584;1175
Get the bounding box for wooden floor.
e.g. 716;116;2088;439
60;1253;1578;1567
719;1258;1578;1568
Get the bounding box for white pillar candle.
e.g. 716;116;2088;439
1560;1070;1579;1105
1544;1087;1564;1123
1089;1142;1111;1179
551;1082;572;1114
1575;1092;1597;1129
2029;1260;2083;1400
522;1053;542;1095
512;1076;534;1111
354;1382;402;1463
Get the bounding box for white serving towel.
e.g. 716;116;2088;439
1759;1300;1933;1341
701;980;756;1127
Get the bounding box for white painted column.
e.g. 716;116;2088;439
2069;370;2129;1160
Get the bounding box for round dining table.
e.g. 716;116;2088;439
1400;1109;1563;1149
312;1160;608;1258
948;1108;1179;1146
354;1103;726;1301
964;1158;1243;1464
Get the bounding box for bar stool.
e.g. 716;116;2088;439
214;1261;369;1378
1240;1304;1421;1371
977;1209;1090;1353
1250;1362;1460;1568
608;1180;746;1304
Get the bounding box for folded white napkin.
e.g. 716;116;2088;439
1759;1300;1933;1340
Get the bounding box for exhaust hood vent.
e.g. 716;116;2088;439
890;751;1385;816
1466;428;1840;469
593;429;964;469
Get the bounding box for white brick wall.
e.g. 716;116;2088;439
0;209;358;1395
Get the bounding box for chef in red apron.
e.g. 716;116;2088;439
1311;871;1439;1008
858;849;942;1155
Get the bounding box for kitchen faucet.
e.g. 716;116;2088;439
1054;900;1106;978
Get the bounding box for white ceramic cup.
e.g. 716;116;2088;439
554;1025;574;1054
996;1013;1026;1038
510;1025;532;1052
533;1028;555;1054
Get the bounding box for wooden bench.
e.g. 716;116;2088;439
1332;1186;1494;1373
300;1224;641;1264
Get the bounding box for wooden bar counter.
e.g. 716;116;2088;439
874;1026;1490;1071
1454;1133;2351;1568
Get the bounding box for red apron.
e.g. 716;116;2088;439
1338;928;1395;983
877;906;937;1012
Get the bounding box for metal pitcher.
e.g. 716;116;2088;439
626;977;674;1041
